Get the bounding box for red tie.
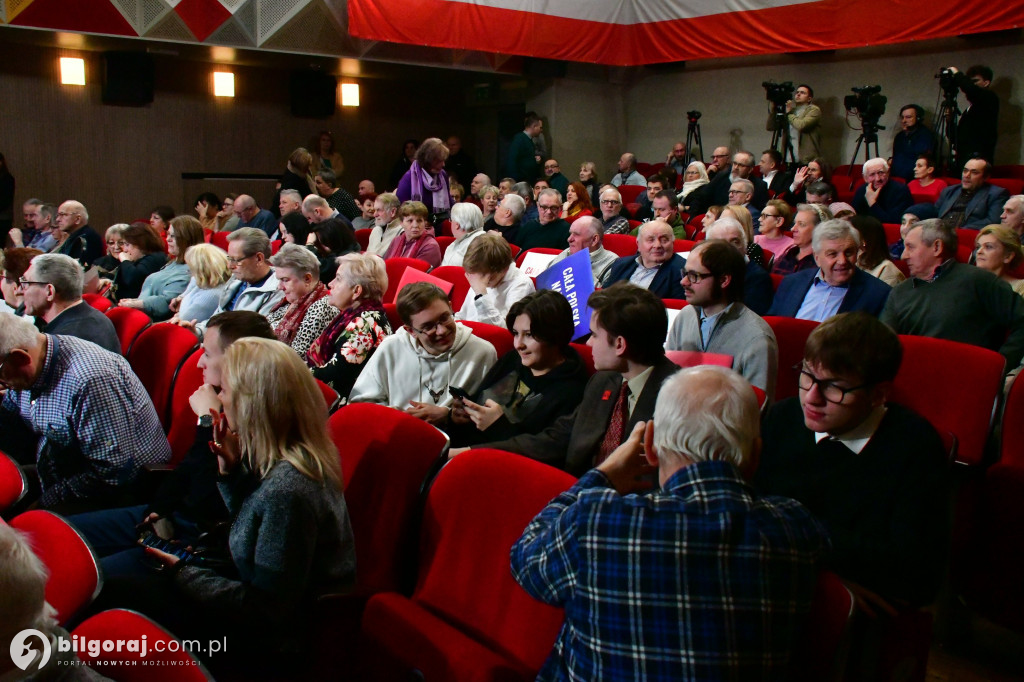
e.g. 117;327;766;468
596;381;630;466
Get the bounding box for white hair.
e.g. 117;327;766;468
0;523;50;645
811;218;862;252
450;202;484;233
652;366;759;469
707;218;748;250
862;157;889;178
0;313;43;357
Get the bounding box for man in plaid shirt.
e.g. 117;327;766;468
512;366;829;681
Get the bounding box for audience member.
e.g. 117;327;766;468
194;191;220;233
449;290;588;446
975;224;1024;296
890;212;919;260
21;253;119;353
690;151;768;215
805;180;835;205
478;184;500;222
705;218;775;316
349;282;496;423
665;140;688;174
456;232;534;325
277;210;312;247
54;200;103;268
678;160;710;206
768;219;891;321
170;242;232;326
516;188;571;250
611;153;645;187
773;203;830;276
442;202;486;267
389;138;418;189
149;206;174;235
882;219;1024;369
352;193;376;230
891;105;936;181
217;193;240;232
603;220;686;298
307;253;392;396
1001;194;1024;236
469;174;490;205
93;223;126;279
358;179;376;200
852;158;914;224
633;190;687;239
1;247;42;319
550;215;618;283
266;244;337;360
110;222;167;302
525;178;547;222
561;181;594;224
485;193;525;245
0;313;170;512
597;187;631;235
543;158;570;196
272;147;315;218
308;217;360;281
727;178;761;222
667;239;778;398
952;65;999;169
633;175;664;221
449;181;465;204
315;169;361;221
578;161;602;206
785;157;831;206
759;148;789;197
932;158;1009;228
233;194;277;236
755;199;795;255
383;201;442;267
906;152;946;202
18;199;57;252
512;365;827;680
506;112;543;182
767;83;822;161
852;215;906;287
367;192;402;256
277;189;303;220
756;312;949;607
119;215;203;320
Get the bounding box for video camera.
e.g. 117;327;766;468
686;110;701;123
843;85;887;126
935;67;959;102
762;81;795;108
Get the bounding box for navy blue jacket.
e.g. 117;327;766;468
603;253;687;300
935;183;1009;229
767;267;891;319
853;181;913;224
744;260;775;316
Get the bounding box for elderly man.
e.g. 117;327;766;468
452;284;680;474
611;153;645;187
882;219;1024;369
21;254;119;353
689;151;768;215
10;199;57;252
768;219;891;321
512;365;828;680
1001;195;1024;236
757;312;949;608
667;239;778;399
665;140;688;175
516;188;571;251
506;112;543;182
891;104;936;182
278;189;303;218
357;179;376;200
367;192;402;256
598;187;631;235
233;194;277;237
350;282;496;424
498;178;515;200
550;215;618;283
767;84;822;162
485;193;525;245
705;218;775;316
543;159;570;196
728;178;761;222
852;158;913;224
706;145;732;178
184;228;283;335
0;313;171;512
469;173;491;205
315;169;361;220
54;200;103;268
932;158;1009;229
602;220;686;299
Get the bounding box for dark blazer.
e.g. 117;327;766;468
935;183;1009;229
603;253;687;300
688;171;769;215
44;302;120;354
480;357;680;476
767;267;891;319
852;181;914;224
764;171;791;200
744;259;775;316
56;225;104;269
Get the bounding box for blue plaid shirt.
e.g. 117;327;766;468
1;335;170;506
512;460;829;681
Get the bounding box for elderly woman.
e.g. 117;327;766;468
701;205;724;234
852;215;906;287
278;211;312;247
448;289;588;447
773;203;831;276
479;185;500;222
396;137;451;225
578;161;602;207
383;201;442;267
93;223;128;279
352;194;376;231
170;243;232;326
754;200;794;255
561;181;594;224
307;253;393;396
111;222;167;302
449;182;465;204
1;247;43;318
442;202;486;267
106;338;355;673
266;244;338;360
455;232;534;326
679;161;710;206
120;215;205;320
975;224;1024;296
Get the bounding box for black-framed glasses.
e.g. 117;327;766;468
795;365;870;404
682;270;714;284
538;204;560;212
17;279;49;290
410;312;454;335
226;254;255;265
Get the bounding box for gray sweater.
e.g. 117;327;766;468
666;302;779;402
175;461;355;627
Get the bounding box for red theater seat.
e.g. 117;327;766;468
383;258;431;303
0;449;27;515
461;320;514;358
763;317;819;402
127;323;201;431
429;265;472;310
105;307;152;356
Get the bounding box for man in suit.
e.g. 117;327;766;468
768;219;891;321
852;158;913;224
688;151;768;215
602;220;687;299
933;159;1009;229
759;149;790;199
450;283;679;476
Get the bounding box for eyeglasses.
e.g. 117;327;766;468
410;312;453;335
761;213;780;219
17;279;49;290
544;164;559;170
712;153;730;159
538;204;560;212
682;270;715;283
226;254;256;265
796;366;870;404
728;190;747;195
600;199;621;206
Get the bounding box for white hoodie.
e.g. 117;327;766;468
348;323;497;409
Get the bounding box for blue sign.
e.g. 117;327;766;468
535;249;596;340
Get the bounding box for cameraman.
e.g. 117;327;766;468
949;65;999;171
766;84;822;162
891;104;935;182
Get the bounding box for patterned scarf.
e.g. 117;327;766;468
307;299;385;367
272;281;327;346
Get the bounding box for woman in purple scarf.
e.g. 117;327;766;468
396;137;452;227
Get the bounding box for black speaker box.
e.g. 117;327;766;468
290;70;337;118
102;52;155;106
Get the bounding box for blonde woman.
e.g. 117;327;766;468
975;224;1024;296
127;337;355;670
120;215;205;320
169;243;231;325
721;204;767;268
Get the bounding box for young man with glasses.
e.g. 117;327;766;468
755;312;949;609
515;188;572;251
349;282;496;425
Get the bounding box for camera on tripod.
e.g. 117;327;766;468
762;81;795;109
686;110;701;123
844;85;887;126
935;67;959;100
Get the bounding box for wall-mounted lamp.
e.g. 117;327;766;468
213;71;235;97
60;57;86;85
341;83;359;107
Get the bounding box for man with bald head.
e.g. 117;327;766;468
550;216;618;283
611;153;645;188
852;158;913;224
1001;195;1024;236
602;220;686;298
55;200;103;268
932;158;1008;229
706;146;732;178
357;179;376;200
233;194;277;237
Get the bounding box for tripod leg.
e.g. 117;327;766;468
847;135;865;190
